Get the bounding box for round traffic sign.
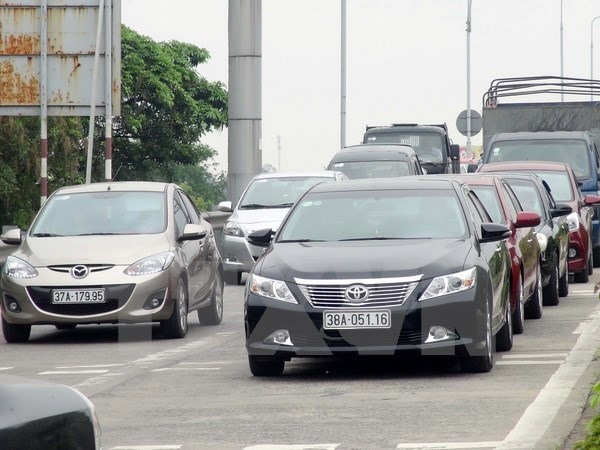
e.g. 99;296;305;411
456;109;482;136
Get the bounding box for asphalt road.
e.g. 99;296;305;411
1;275;600;450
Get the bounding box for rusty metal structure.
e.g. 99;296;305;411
0;0;121;202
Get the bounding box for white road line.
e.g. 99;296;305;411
39;370;109;375
396;442;501;449
179;361;232;365
496;360;564;365
73;373;124;389
151;367;221;372
109;446;182;450
571;290;594;294
0;367;13;371
56;363;126;369
500;353;568;359
244;446;339;450
216;332;235;335
497;305;600;449
132;338;216;364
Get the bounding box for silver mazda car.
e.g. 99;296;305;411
218;171;346;285
0;181;224;343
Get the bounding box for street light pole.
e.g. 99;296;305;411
561;0;564;102
591;16;600;101
466;0;472;156
340;0;347;149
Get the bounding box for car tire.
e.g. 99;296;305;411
594;246;600;268
160;278;188;339
248;355;285;377
55;324;77;330
558;264;569;297
574;266;589;283
512;273;525;335
543;261;560;306
460;305;494;373
224;270;242;286
198;272;224;326
496;301;513;352
525;269;543;320
2;316;31;343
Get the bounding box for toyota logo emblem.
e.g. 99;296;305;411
71;265;89;279
345;284;369;303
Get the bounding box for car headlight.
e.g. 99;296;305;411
124;252;175;276
3;256;38;279
223;221;244;237
566;212;580;232
248;274;297;304
419;267;476;301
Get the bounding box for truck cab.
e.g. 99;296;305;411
362;123;460;174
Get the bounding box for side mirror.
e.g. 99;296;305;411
247;228;273;247
480;222;512;242
467;163;479;173
450;144;460;160
584;194;600;206
1;228;22;245
217;201;233;213
515;211;541;228
551;203;573;218
178;223;208;242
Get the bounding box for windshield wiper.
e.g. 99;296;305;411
278;238;325;243
74;233;119;236
32;233;63;237
337;237;428;241
239;203;269;209
270;203;295;208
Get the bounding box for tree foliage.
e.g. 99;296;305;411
0;26;228;228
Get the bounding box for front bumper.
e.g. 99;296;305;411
1;266;176;325
221;234;265;274
568;227;588;273
245;285;488;358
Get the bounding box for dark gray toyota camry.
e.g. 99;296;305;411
244;177;513;376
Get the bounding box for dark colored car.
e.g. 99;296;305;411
0;381;101;449
445;174;542;332
480;173;571;306
327;144;425;179
244;178;512;376
478;161;600;283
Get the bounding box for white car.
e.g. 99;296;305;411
218;171;347;284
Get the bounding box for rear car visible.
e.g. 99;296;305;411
1;182;224;343
219;171;346;285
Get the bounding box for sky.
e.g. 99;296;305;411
121;0;600;173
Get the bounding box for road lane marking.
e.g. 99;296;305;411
151;367;221;372
56;363;126;369
496;360;564;365
0;367;13;371
500;353;568;359
132;338;216;364
497;305;600;448
244;446;339;450
109;446;182;450
396;442;501;449
179;361;232;365
39;370;109;375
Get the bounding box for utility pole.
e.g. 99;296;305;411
277;135;282;171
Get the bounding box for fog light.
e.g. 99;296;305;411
425;326;458;344
7;301;21;313
569;248;577;258
264;329;293;346
143;288;167;310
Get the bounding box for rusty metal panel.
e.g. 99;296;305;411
0;0;121;116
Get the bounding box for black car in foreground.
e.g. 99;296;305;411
244;178;513;376
0;379;101;449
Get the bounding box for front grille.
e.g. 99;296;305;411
290;329;427;347
27;284;135;316
296;276;421;308
48;264;115;274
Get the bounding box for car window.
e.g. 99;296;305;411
177;190;201;224
532;171;574;202
466;191;492;224
239;176;332;208
329;160;411;179
501;183;520;220
278;189;467;241
504;179;546;217
30;191;166;236
468;186;504;224
173;194;190;237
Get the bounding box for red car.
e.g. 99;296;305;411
449;174;542;335
478;161;600;283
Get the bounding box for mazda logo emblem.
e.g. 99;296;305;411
345;284;369;302
71;265;89;279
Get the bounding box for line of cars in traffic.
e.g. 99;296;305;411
217;138;600;376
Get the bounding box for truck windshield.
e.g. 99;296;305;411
329;160;411;179
364;132;445;163
487;139;591;180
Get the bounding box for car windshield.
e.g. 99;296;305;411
363;131;445;163
487;139;591;180
30;191;166;236
329;160;411;179
504;180;545;216
470;186;504;223
532;171;574;202
278;189;468;241
239;177;332;209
